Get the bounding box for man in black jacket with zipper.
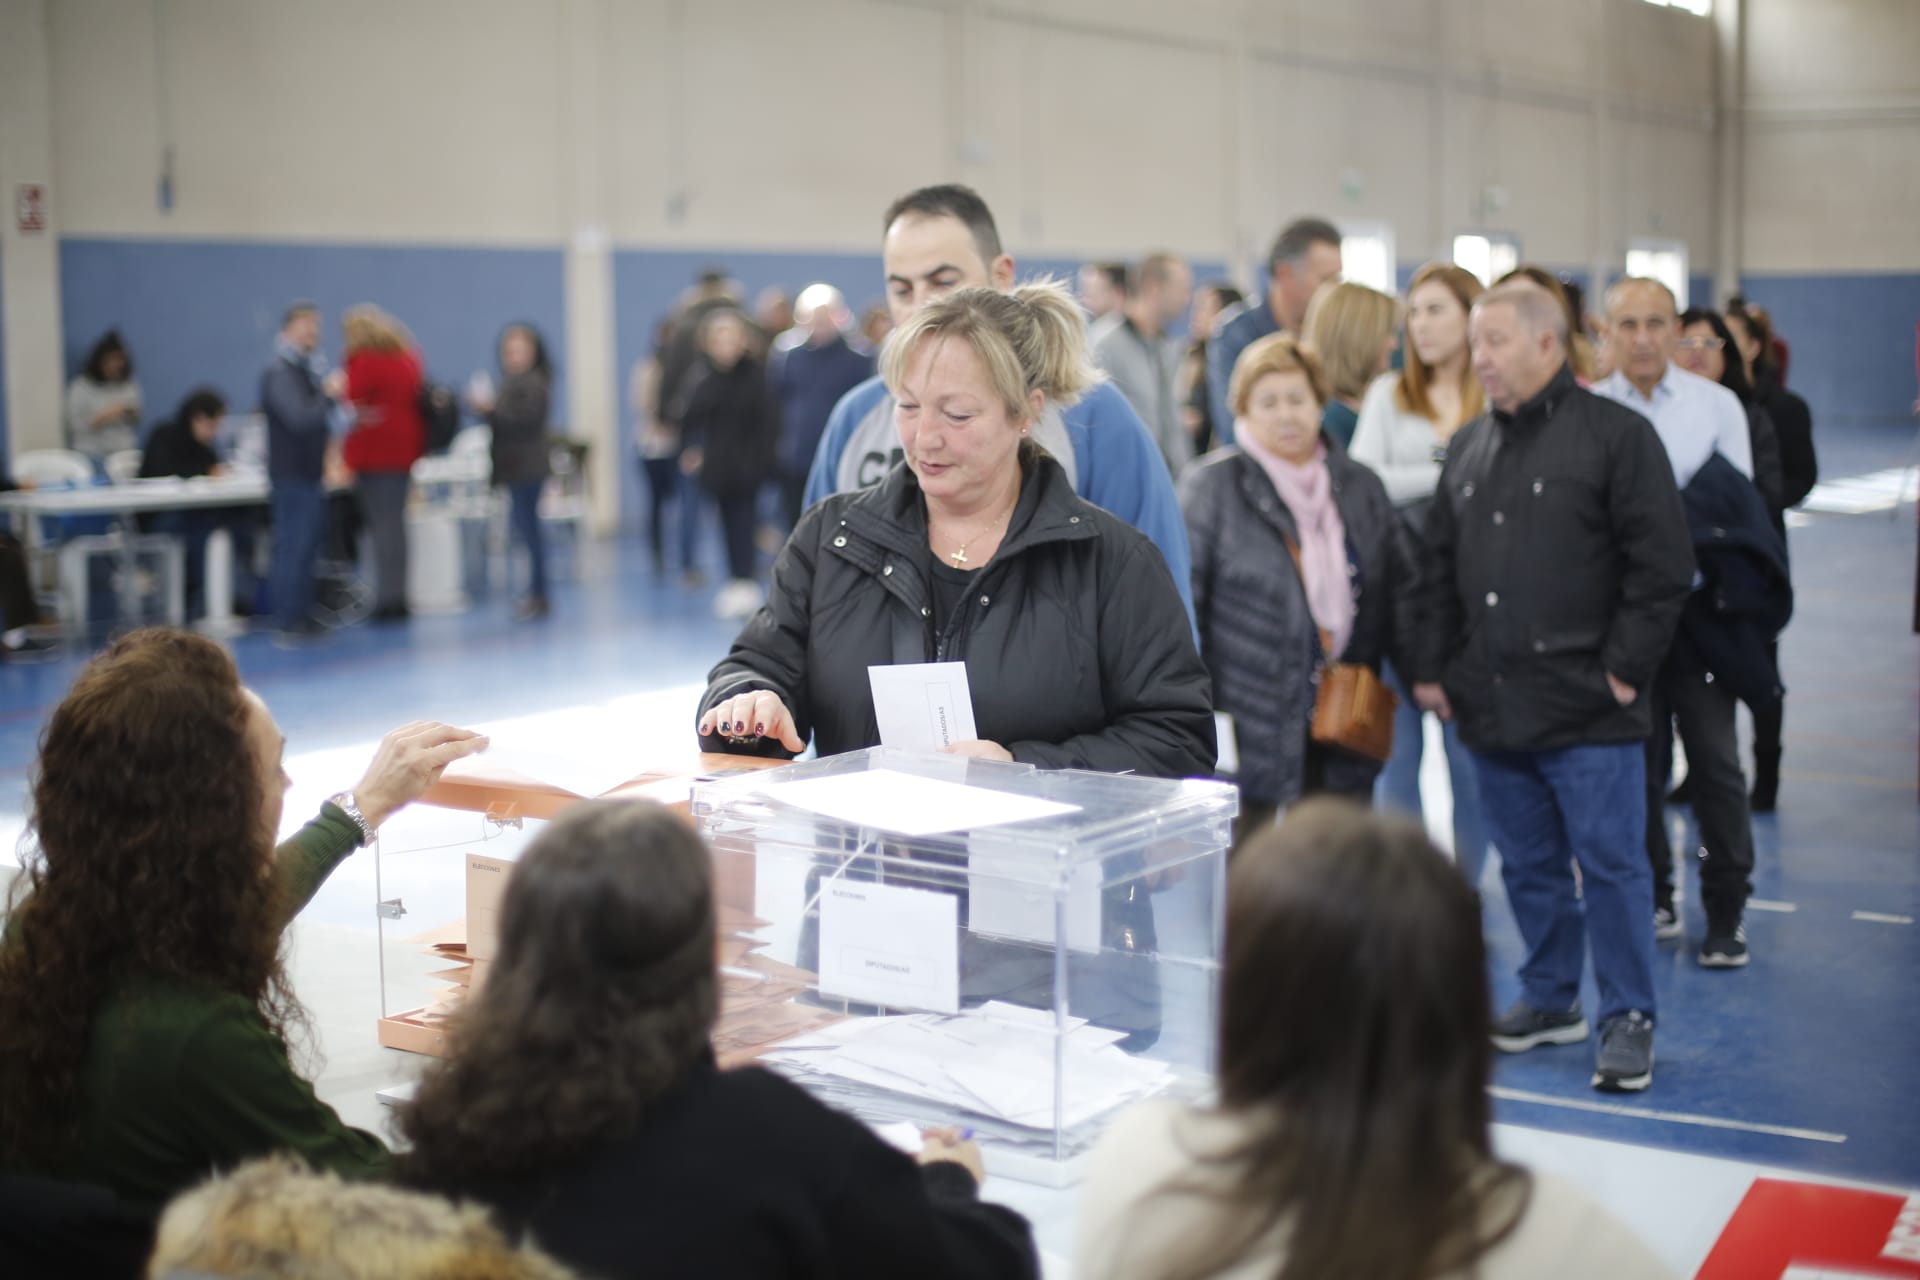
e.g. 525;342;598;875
1414;281;1695;1093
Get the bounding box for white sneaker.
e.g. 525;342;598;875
712;578;763;619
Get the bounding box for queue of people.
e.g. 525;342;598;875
677;184;1809;1095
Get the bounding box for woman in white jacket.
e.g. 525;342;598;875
1348;262;1491;887
1075;802;1672;1280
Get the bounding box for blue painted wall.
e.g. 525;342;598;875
60;237;1909;515
1688;273;1715;314
1737;272;1920;427
59;239;567;441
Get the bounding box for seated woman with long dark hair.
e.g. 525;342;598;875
1075;800;1671;1280
398;801;1038;1280
0;630;486;1211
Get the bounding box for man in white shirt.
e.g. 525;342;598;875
1594;277;1758;970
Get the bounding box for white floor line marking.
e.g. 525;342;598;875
1851;911;1915;925
1489;1086;1848;1144
1746;899;1798;913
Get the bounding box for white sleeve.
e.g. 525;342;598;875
1351;376;1440;504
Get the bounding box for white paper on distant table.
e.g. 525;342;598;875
818;879;960;1013
868;662;978;752
755;768;1080;837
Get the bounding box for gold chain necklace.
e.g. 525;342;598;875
941;498;1017;566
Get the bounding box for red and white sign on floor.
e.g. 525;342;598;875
1698;1179;1920;1279
15;184;47;234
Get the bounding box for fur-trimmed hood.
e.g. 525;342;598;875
148;1157;575;1280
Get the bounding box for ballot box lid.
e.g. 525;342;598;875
691;747;1237;881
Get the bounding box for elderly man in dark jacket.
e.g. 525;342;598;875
1413;280;1694;1095
769;286;874;531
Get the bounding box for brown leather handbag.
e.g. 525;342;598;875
1283;534;1399;763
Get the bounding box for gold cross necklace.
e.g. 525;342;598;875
942;498;1017;566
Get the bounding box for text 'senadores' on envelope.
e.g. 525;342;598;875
868;662;978;753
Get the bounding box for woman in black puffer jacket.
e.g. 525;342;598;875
695;283;1212;781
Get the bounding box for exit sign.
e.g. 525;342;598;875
15;184;47;234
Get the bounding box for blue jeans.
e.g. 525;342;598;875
269;480;326;632
1376;662;1491;887
1471;742;1656;1027
641;456;704;572
152;508;257;618
507;480;549;601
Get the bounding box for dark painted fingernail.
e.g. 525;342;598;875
755;722;765;734
720;720;731;733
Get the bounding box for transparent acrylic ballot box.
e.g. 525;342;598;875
370;754;786;1057
692;747;1237;1187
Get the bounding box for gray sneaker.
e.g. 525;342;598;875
1491;1000;1590;1053
1592;1011;1655;1092
1654;905;1684;940
1700;924;1749;968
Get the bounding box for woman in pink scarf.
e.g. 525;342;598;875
1178;335;1417;848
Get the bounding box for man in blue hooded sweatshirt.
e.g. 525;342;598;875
803;184;1192;620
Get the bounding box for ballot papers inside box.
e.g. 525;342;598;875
692;747;1237;1186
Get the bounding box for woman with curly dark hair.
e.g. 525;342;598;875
398;801;1038;1280
0;629;486;1210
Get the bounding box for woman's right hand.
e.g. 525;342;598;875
917;1127;986;1185
697;691;804;752
353;721;490;829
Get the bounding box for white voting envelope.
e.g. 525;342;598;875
818;879;960;1013
967;828;1104;954
868;662;978;752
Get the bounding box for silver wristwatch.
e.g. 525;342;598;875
327;791;376;846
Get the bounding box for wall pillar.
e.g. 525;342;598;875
560;0;620;535
0;0;65;455
1711;0;1745;302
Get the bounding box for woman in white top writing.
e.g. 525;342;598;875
1349;262;1491;887
65;330;144;466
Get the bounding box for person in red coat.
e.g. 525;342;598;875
341;306;426;621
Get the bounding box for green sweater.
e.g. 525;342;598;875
20;806;390;1209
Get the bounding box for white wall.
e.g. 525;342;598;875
1740;0;1920;272
39;0;1725;275
48;0;568;244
